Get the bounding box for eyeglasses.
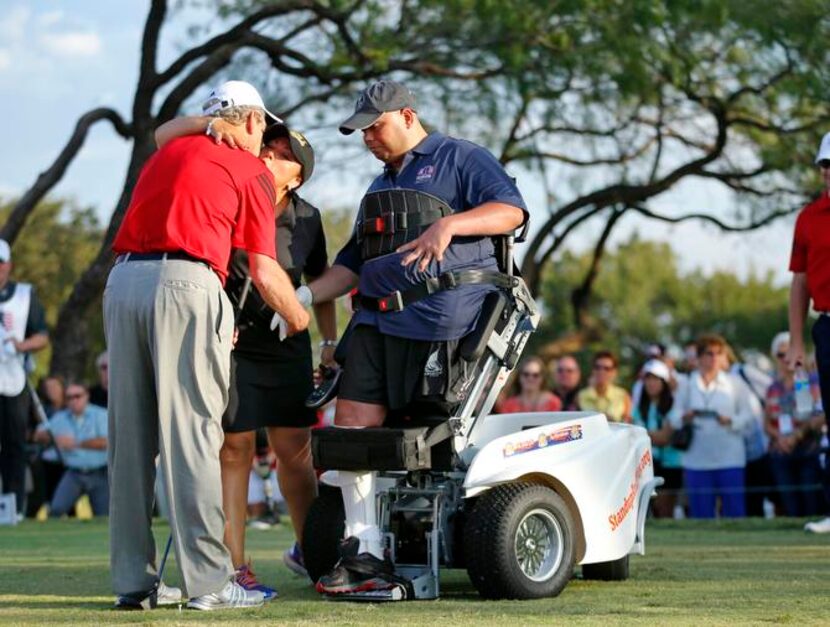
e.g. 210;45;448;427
557;367;577;373
819;159;830;169
66;393;85;401
593;363;614;371
702;350;722;357
521;371;542;378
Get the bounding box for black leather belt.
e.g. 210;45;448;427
115;251;207;266
356;270;518;313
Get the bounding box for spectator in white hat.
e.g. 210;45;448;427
632;359;682;517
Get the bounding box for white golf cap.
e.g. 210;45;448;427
201;80;282;124
816;132;830;164
641;359;671;383
0;240;11;263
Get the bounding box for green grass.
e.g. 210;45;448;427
0;517;827;625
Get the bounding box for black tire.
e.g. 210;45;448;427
301;484;345;584
581;554;630;581
464;482;577;599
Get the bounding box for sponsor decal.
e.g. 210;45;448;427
608;449;653;531
415;165;435;182
502;424;583;458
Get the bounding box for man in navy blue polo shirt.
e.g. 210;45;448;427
301;80;527;595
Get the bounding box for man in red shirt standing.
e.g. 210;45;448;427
788;131;830;533
105;80;309;610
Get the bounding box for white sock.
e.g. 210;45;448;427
323;470;383;559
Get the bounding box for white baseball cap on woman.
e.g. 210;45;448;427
641;359;671;383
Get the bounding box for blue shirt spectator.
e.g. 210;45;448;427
44;398;108;471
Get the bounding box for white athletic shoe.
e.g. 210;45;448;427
157;581;183;606
187;580;265;610
804;517;830;534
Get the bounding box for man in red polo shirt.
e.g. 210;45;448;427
788;131;830;534
104;80;309;610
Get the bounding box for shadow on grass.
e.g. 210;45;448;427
0;597;112;611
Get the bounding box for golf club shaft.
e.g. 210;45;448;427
157;533;173;583
28;381;65;466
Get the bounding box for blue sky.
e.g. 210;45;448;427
0;1;797;285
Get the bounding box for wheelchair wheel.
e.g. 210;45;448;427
464;482;576;599
581;554;630;581
301;484;345;584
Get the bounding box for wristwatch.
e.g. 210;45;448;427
319;339;337;348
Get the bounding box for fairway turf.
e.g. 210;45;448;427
0;517;827;625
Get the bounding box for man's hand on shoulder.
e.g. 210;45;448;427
207;118;251;152
398;217;455;272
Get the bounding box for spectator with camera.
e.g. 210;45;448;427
578;350;632;423
670;334;754;518
764;332;825;517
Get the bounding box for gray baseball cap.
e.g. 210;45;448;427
339;80;416;135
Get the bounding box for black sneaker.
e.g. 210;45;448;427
305;366;342;409
315;551;396;595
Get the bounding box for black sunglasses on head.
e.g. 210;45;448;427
819;159;830;169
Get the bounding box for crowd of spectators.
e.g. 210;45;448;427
6;329;830;524
496;332;829;522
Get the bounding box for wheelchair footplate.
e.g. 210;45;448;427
325;584;408;602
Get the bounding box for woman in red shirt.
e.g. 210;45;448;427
496;356;562;413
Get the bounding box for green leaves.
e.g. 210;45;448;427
534;233;789;361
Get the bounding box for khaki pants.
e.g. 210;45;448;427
104;258;234;598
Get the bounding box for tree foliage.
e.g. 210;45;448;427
531;234;789;364
0;199;104;379
8;0;830;374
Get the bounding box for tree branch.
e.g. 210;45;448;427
571;207;626;330
155;45;238;123
499;95;531;164
134;0;167;113
627;204;797;232
521;104;731;290
1;108;132;243
509;135;656;167
155;0;316;86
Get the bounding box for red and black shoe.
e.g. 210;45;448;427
315;550;397;595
